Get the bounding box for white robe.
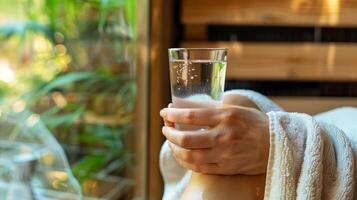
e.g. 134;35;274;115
160;90;357;200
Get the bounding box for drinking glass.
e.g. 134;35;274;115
168;48;227;129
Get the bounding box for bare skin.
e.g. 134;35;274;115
160;95;270;175
180;173;266;200
160;94;269;199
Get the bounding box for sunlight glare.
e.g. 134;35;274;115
0;59;15;83
325;0;340;25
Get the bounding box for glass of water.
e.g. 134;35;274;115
168;48;227;129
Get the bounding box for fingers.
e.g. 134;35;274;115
160;108;221;126
168;142;214;164
162;126;215;149
164;119;174;127
163;103;174;127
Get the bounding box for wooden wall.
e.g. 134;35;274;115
180;0;357;114
181;0;357;26
182;42;357;81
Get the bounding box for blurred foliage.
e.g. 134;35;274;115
0;0;137;193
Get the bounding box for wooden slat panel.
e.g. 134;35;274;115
271;96;357;115
181;42;357;81
182;0;357;26
184;25;207;40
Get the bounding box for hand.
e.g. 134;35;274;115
160;104;269;175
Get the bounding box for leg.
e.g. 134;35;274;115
180;173;266;200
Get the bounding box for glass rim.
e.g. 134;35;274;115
168;48;227;51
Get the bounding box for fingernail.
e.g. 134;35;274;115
160;109;167;118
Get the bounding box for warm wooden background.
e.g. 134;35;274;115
148;0;357;199
182;42;357;81
180;0;357;114
182;0;357;26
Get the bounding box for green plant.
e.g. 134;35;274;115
0;0;137;195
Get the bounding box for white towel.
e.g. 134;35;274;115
266;112;355;200
160;90;357;199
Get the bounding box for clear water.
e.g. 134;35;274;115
169;59;227;103
169;60;227;130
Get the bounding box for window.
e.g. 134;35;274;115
0;0;147;199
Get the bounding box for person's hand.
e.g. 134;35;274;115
160;104;269;175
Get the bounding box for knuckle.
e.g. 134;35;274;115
178;134;191;147
194;151;204;163
184;111;196;123
181;151;193;163
215;129;239;143
214;131;225;143
222;109;239;123
226;129;239;142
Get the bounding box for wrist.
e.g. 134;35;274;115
223;94;260;110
